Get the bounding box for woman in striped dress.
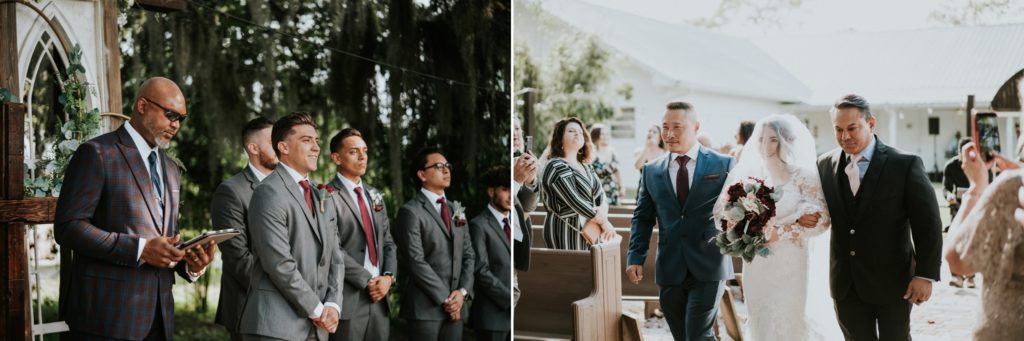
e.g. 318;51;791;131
541;117;616;250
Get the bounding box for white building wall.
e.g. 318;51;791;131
16;0;107;111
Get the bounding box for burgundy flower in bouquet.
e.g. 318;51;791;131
714;177;782;262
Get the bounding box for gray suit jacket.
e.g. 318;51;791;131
327;177;397;322
239;167;345;340
393;191;475;320
468;210;511;331
212;167;261;332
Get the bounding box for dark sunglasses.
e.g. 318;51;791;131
143;97;187;123
422;162;453;171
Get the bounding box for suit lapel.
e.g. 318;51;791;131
853;140;889;220
276;169;322;243
683;147;710;212
114;128;161;235
419;193;451;239
825;150;850;225
243;166;259;189
491;215;511;252
330;178;368;228
656;155;682;213
160;152;178;235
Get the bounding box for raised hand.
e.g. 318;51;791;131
141;235;185;268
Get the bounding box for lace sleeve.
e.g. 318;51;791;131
777;168;831;243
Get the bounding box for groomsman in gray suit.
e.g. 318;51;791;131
394;147;475;341
326;128;397;341
239;112;345;341
213;116;277;340
469;166;513;341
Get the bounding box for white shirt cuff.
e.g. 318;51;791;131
324;302;340;315
915;276;936;283
310;302;325;318
513;181;521;194
137;238;146;262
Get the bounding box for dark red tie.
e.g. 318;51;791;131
503;217;511;243
437;198;452;233
354;187;378;266
299;180;314;213
676;155;690;208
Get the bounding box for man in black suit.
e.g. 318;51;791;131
816;94;943;341
213;116;277;340
469;165;513;340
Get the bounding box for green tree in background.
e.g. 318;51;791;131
117;0;509;315
514;36;622;155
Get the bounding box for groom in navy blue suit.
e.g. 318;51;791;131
627;101;734;340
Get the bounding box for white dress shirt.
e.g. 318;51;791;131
336;173;380;277
668;143;701;196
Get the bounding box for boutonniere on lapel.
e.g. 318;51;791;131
369;190;385;212
449;200;467;227
315;184;335;213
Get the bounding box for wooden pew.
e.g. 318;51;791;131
514;240;623;341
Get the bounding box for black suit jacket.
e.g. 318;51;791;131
816;137;943;304
514;178;538;271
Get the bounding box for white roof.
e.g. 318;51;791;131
536;0;812;102
752;25;1024;106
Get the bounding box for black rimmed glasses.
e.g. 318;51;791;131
422;162;453;171
143;97;187;123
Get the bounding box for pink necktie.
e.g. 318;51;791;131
845;155;861;194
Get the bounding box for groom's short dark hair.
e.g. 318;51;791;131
832;94;873;120
666;101;693;111
271;112;318;156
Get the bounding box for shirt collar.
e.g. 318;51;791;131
336;173;362;193
277;162;307;183
673;143;701;163
420;187;445;204
850;135;877;162
248;162;270;182
124;121;157;157
487;203;509;225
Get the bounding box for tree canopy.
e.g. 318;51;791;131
119;0;511;237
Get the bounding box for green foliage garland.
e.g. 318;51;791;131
25;44;101;197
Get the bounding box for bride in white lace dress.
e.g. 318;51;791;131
716;114;843;340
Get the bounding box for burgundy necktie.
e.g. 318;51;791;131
299;180;314;213
354;187;378;266
503;217;511;243
437;198;452;233
676;155;690;208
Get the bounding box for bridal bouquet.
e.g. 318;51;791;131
714;177;782;262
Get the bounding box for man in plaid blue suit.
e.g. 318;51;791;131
55;77;216;340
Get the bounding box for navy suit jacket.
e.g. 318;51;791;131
628;146;734;285
54;126;192;340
